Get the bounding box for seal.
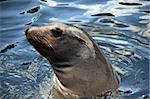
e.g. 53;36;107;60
25;22;119;99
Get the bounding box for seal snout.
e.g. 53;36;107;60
25;27;40;40
25;27;34;38
25;28;30;36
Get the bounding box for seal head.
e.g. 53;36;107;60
26;23;95;64
25;22;119;98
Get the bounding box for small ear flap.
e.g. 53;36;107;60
65;23;86;32
65;23;91;38
74;37;86;44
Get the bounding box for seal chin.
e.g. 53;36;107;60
26;36;54;59
33;41;54;59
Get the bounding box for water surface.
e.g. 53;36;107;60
0;0;149;99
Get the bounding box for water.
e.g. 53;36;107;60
0;0;149;99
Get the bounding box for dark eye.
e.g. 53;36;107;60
51;27;63;37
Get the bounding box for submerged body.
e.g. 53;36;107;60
25;22;119;99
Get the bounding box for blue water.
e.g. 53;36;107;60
0;0;149;99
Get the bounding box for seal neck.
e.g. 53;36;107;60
53;73;118;98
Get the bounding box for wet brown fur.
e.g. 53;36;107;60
25;22;119;99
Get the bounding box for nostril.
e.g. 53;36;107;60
25;28;30;35
51;27;62;37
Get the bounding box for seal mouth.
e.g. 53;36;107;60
28;38;55;59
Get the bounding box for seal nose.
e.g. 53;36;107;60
51;27;62;37
25;28;30;36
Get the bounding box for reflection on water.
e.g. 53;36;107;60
0;0;149;99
